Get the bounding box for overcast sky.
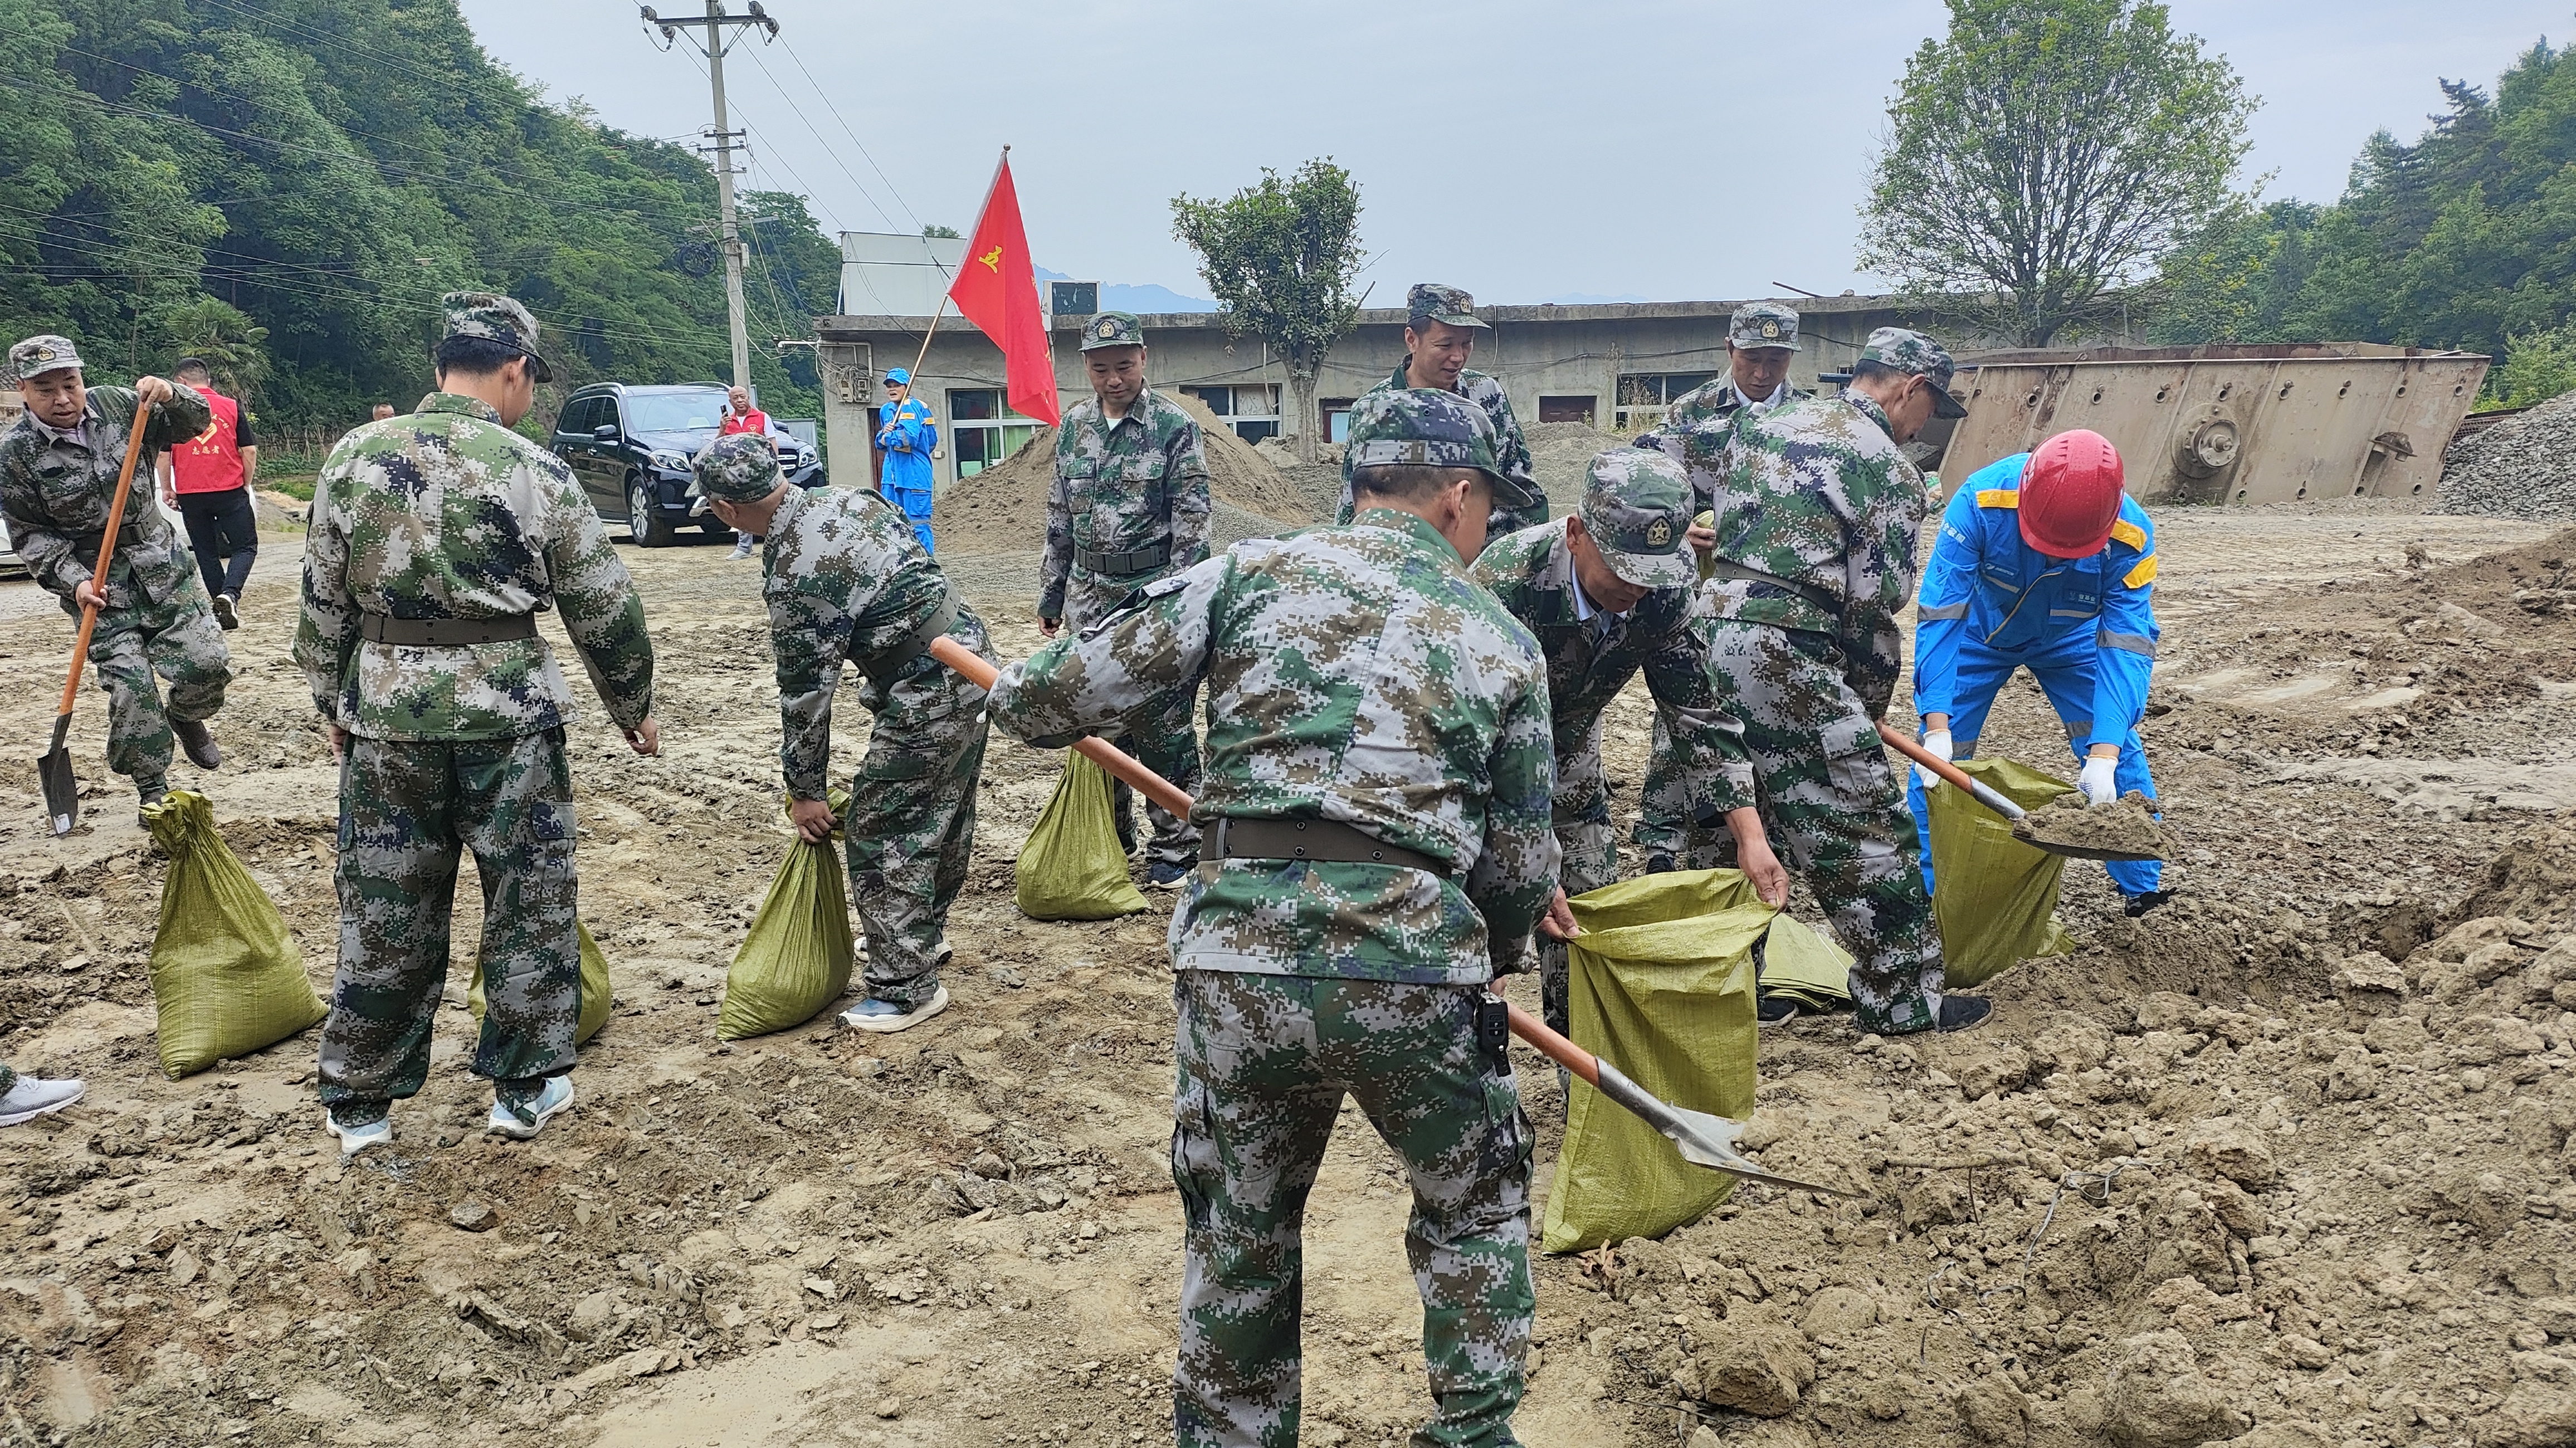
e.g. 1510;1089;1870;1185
456;0;2571;307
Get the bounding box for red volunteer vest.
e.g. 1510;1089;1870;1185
170;387;247;496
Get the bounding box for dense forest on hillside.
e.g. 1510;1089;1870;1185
2153;36;2576;402
1;0;841;431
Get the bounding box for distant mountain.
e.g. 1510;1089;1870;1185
1035;266;1221;315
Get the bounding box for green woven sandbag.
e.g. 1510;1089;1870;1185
467;920;613;1046
142;791;326;1079
1015;752;1148;921
718;793;857;1040
1541;868;1770;1254
1928;756;2079;987
1757;913;1853;1009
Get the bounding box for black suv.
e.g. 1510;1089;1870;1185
550;383;822;546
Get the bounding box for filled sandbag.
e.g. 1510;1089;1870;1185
1014;752;1149;921
1541;868;1769;1253
467;920;613;1046
142;791;326;1078
718;794;857;1040
1928;757;2079;986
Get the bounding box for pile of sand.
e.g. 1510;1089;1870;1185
1525;419;1640;517
936;391;1311;557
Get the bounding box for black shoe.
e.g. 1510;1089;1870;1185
1643;853;1677;875
211;594;238;630
1936;995;1993;1033
2123;889;2174;918
1756;994;1802;1027
1145;859;1191;889
172;718;221;770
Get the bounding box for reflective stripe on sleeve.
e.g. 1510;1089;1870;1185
2123;553;2159;588
1975;488;2020;509
1918;601;1970;620
2110;518;2149;551
2099;629;2157;656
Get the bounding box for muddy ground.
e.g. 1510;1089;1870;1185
2;493;2573;1448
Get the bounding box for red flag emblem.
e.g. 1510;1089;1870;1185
947;154;1060;426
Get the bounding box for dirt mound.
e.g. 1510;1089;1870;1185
2414;524;2576;622
936;392;1310;558
1526;420;1638;517
2439;389;2576;519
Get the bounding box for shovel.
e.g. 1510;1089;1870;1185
38;397;157;835
930;636;1855;1196
1876;721;2162;863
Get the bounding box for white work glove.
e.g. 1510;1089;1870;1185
1915;728;1952;791
2079;754;2119;806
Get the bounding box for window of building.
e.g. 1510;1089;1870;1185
1538;395;1597;426
1320;397;1357;444
1182;384;1283;443
1614;373;1718;430
947;388;1043;479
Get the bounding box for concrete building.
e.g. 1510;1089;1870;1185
812;276;1931;493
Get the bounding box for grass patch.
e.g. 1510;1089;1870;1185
263;474;316;502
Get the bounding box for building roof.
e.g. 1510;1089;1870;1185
817;292;1902;337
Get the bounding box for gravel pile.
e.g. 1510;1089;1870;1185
2437;388;2576;520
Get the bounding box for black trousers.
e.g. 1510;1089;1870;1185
178;488;257;601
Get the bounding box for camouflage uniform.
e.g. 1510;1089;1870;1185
1470;448;1753;1036
1680;329;1967;1034
1334;283;1544;537
695;435;992;1011
1041;311;1212;869
295;293;655;1114
0;336;226;796
987;388;1557;1448
1631;303;1813;861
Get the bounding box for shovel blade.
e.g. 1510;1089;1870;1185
37;745;79;835
1656;1104;1866;1197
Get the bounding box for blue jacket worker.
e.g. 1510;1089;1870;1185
875;367;938;552
1909;427;2170;914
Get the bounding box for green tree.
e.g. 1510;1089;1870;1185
921;223;959;239
1861;0;2258;346
1172;159;1363;463
2490;322;2576;406
155;296;269;397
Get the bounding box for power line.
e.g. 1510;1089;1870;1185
775;35;929;242
736;42;897;232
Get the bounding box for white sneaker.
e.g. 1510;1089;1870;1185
838;985;949;1034
0;1076;84;1126
728;536;757;561
487;1075;574;1140
324;1106;392;1159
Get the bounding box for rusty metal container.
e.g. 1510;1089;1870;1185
1944;343;2490;504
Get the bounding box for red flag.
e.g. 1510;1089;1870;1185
946;152;1060;426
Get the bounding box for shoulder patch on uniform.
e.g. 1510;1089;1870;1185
1975;488;2020;510
2110;517;2149;551
2123;552;2159;589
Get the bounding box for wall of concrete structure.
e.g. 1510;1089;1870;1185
811;296;1936;492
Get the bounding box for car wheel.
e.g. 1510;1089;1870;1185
628;474;674;548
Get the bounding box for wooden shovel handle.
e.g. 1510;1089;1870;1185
1874;721;2028;823
929;634;1194;819
1502;1000;1602;1088
54;399;156;720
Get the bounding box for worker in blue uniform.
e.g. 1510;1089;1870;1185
1908;427;2172;915
875;367;938;553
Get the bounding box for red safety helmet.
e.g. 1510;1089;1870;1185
2018;429;2125;557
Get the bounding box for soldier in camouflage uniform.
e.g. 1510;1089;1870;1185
1630;302;1813;870
295;293;660;1157
691;434;993;1033
1;335;227;814
1334;283;1545;537
989;387;1564;1448
1470;447;1788;1035
1682;327;1988;1036
1040;311;1213;886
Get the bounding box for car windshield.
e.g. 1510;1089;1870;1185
622;392;729;433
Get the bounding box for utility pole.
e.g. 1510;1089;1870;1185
642;2;779;392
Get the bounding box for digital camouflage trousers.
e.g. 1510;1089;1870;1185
85;581;230;791
318;728;579;1105
844;669;989;1009
1065;571;1203;867
1538;733;1621;1036
1170;969;1534;1448
1684;620;1944;1033
1630;712;1691;861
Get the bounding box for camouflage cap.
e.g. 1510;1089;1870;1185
1729;302;1801;353
687;432;784;514
1080;311;1144;352
8;334;83;381
1406;282;1488;331
1858;326;1968;418
1579;448;1696;590
1344;388;1542;513
439;290;553;383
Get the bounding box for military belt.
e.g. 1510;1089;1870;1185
1705;559;1843;618
857;589;959;687
360;613;539;647
1200;816;1452;879
1075;541;1170;578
